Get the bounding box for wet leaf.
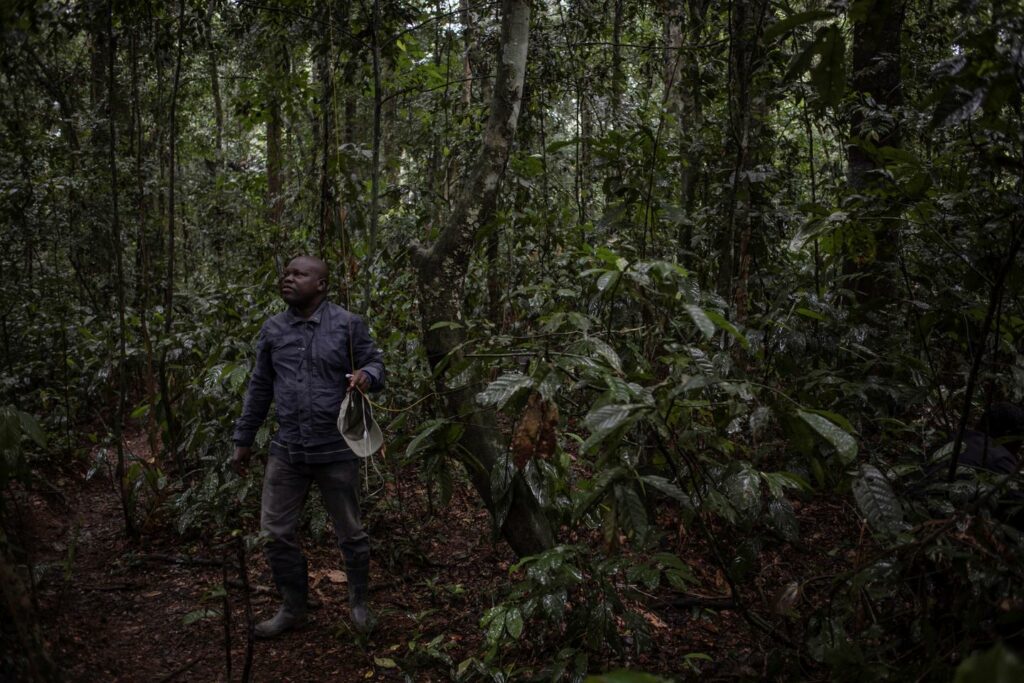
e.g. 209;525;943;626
852;464;905;536
798;410;857;463
476;373;534;409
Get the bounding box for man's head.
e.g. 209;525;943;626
978;402;1024;456
280;255;329;310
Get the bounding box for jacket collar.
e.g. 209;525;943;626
285;298;329;325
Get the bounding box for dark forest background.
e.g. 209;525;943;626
1;0;1023;680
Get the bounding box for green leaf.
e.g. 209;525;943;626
810;26;845;108
704;309;749;348
641;475;694;509
616;483;648;537
574;466;627;520
505;607;524;639
767;499;800;542
725;468;762;520
597;270;620;292
954;643;1024;683
795;307;826;321
585;404;639;436
476;373;534;409
405;418;448;459
130;403;151;420
797;410;857;463
373;657;398;669
763;9;834;43
182;608;219;625
428;320;463;331
589;337;623;373
783;38;819;83
484;607;506;643
586;671;673;683
684;304;715;338
851;464;905;536
17;411;46;447
546;138;578;154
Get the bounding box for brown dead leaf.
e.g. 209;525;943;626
639;609;669;629
511;392;559;469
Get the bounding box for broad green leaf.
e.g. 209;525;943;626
505;607;524;639
597;270;620;292
810;25;845;108
0;407;21;450
851;464;904;536
641;475;694;509
684;304;715;338
428;320;463;331
617;483;648;537
589;337;623;373
933;87;985;129
574;466;627;520
484;606;506;643
783;37;819;83
704;309;749;348
795;307;826;321
373;657;397;669
725;468;762;520
476;373;534;409
763;9;834;43
767;499;800;542
182;608;219;625
954;642;1024;683
797;410;857;463
405;418;449;459
585;404;639;435
17;411;46;447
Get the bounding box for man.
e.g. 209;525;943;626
231;255;385;638
968;402;1024;470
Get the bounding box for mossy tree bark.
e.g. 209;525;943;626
412;0;555;558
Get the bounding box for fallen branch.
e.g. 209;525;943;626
137;553;224;568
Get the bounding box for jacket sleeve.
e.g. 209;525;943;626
233;324;275;447
351;315;385;392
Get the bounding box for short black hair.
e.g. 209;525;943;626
978;402;1024;440
287;254;329;284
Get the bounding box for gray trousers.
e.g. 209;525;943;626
260;456;369;590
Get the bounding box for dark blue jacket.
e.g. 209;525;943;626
233;300;385;451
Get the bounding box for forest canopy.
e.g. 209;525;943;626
1;0;1023;680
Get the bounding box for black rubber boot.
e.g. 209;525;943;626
255;575;309;639
346;556;374;634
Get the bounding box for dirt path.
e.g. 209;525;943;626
22;454;859;681
27;459;519;682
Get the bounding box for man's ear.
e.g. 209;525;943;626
317;278;328;293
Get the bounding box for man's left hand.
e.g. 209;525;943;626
349;369;371;393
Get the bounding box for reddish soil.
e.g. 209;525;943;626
16;446;865;682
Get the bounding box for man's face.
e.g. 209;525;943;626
280;258;326;307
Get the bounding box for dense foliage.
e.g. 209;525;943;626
1;0;1023;680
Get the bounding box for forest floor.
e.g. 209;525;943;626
19;433;866;682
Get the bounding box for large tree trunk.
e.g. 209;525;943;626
412;0;554;558
846;0;905;306
661;0;708;257
716;0;769;317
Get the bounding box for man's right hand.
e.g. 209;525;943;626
230;446;253;475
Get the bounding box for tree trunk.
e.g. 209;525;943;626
412;0;554;558
205;0;224;167
106;0;137;540
160;0;187;474
716;0;769;316
846;0;905;306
